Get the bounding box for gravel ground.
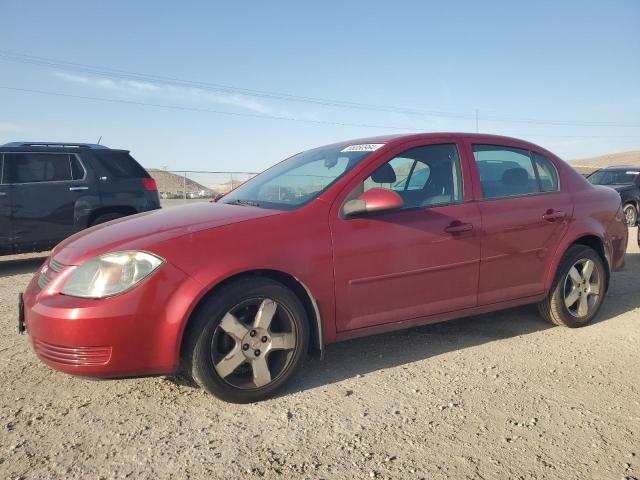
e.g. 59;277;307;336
1;231;638;480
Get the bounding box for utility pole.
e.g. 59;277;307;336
475;109;479;133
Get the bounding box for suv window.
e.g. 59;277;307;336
364;144;462;209
4;153;81;184
91;151;149;178
473;145;558;199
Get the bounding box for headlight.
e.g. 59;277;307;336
61;251;164;299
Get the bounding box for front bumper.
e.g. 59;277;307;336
23;258;201;377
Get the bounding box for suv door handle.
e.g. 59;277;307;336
69;186;89;191
444;221;474;234
542;209;566;222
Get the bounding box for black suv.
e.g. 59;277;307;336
587;166;640;226
0;142;160;255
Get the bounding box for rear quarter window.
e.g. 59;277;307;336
90;151;149;179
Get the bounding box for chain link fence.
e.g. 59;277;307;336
147;169;258;205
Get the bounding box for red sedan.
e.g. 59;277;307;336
21;133;628;403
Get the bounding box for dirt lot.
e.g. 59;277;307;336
1;231;638;480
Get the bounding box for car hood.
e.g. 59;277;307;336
52;202;283;265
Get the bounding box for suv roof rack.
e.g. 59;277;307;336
2;142;110;149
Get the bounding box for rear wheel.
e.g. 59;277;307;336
186;278;309;403
538;245;606;327
623;203;637;227
91;212;124;226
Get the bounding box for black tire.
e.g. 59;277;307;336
623;203;637;227
186;277;309;403
538;245;607;328
91;212;125;226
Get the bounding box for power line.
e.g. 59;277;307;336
0;85;417;130
1;50;639;128
2;84;639;140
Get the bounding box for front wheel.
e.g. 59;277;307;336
623;203;637;227
186;278;309;403
538;245;607;327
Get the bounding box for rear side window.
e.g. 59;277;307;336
91;151;149;179
532;153;559;192
473;145;559;199
4;153;81;183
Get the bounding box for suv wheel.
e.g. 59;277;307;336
186;278;309;403
538;245;606;328
623;203;637;227
91;213;124;226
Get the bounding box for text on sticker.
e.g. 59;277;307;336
341;144;385;152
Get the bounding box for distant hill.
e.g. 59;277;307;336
147;169;210;193
568;151;640;175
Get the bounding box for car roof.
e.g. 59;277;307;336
326;132;550;151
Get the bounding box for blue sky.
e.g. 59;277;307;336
1;0;638;171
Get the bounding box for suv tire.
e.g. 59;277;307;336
91;213;125;226
623;203;637;227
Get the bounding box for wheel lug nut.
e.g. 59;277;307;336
254;349;261;356
261;336;268;343
242;344;249;351
249;330;257;337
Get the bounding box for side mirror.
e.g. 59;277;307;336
343;188;404;217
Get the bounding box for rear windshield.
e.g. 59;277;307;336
91;151;149;179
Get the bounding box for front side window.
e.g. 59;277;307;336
362;143;462;209
221;143;380;210
4;153;76;184
473;145;559;199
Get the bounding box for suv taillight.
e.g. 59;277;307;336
141;178;157;191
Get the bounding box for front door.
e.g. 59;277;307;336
4;152;87;252
330;141;481;332
0;155;11;254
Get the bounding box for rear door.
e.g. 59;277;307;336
5;152;88;251
466;141;573;304
0;155;12;254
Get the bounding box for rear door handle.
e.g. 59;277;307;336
69;186;89;191
542;210;566;222
444;222;474;234
0;191;6;196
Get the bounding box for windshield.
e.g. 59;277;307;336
220;143;382;210
588;169;640;186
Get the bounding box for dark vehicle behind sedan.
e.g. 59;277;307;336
0;142;160;255
587;166;640;226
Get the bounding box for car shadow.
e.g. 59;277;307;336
277;251;640;396
167;252;640;397
0;255;48;278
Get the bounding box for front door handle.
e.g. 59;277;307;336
0;191;6;196
69;186;89;191
444;221;474;234
542;209;566;222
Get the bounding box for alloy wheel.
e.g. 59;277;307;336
563;258;601;318
211;298;297;389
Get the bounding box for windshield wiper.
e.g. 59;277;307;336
225;199;260;207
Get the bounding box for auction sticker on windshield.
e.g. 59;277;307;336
341;144;385;152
